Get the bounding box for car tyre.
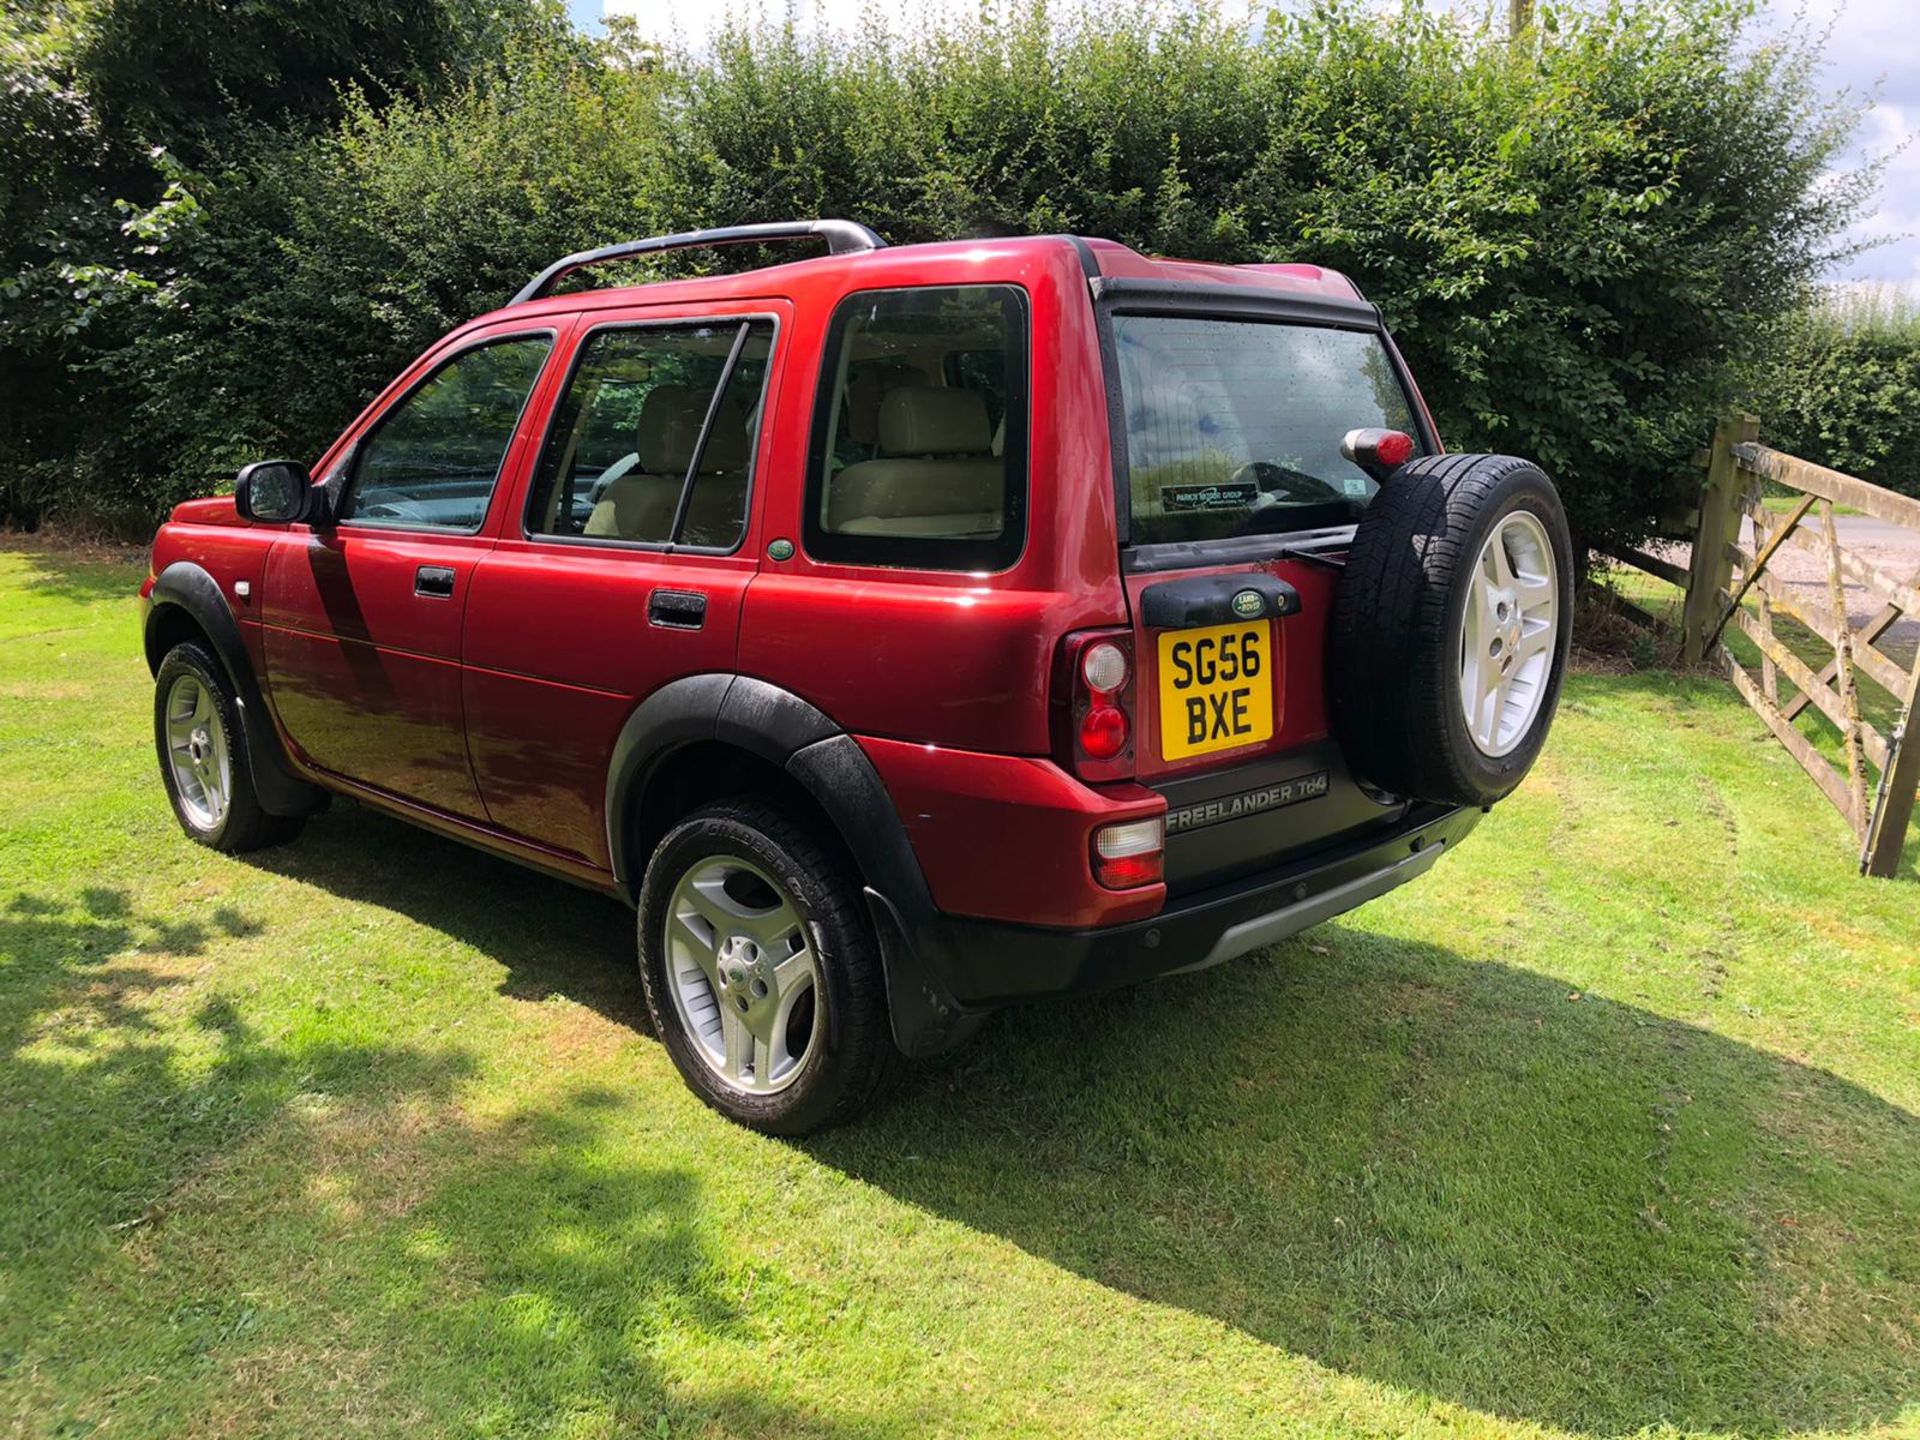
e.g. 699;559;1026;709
636;798;895;1135
154;641;306;852
1329;452;1575;807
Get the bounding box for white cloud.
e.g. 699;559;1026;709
1759;1;1919;286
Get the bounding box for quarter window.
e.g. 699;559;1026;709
525;321;773;550
341;336;552;532
805;285;1028;571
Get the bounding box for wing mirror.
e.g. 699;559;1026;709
234;460;314;524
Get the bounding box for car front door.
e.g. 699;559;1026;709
461;301;787;868
260;327;560;819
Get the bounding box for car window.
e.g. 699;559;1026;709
341;336;553;532
525;320;773;550
1112;316;1421;547
805;285;1028;572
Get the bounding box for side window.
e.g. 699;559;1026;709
525;320;773;551
342;336;552;532
805;285;1028;572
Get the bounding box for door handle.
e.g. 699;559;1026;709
414;565;456;599
648;588;707;630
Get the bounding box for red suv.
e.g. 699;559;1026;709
141;220;1573;1132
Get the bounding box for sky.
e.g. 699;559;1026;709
566;0;1917;292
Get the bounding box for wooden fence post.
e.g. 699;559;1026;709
1683;414;1758;663
1862;666;1920;878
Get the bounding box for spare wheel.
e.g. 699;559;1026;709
1328;453;1575;808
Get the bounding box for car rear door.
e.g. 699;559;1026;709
1100;290;1439;890
259;324;561;818
460;299;787;868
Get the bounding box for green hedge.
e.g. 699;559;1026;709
0;0;1874;548
1743;289;1920;499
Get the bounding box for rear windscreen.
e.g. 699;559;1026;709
1112;315;1422;546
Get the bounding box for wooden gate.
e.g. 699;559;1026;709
1607;416;1920;878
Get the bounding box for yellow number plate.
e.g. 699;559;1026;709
1157;622;1274;761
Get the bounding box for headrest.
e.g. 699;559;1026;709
879;387;992;458
636;385;705;475
637;384;754;475
845;363;928;445
697;392;753;472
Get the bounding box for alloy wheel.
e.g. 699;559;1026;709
662;856;821;1095
1459;509;1559;757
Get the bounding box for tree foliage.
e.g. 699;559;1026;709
0;0;1877;545
1742;288;1920;499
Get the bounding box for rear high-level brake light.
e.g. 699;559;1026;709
1341;427;1415;481
1055;629;1137;780
1092;817;1165;890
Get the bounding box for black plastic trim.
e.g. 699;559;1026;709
1121;525;1356;576
903;802;1482;1008
716;675;839;757
1090;276;1382;328
144;562;329;817
1139;572;1301;629
646;589;707;630
601;674;973;1057
602;674;737;886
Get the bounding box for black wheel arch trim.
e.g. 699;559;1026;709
604;674;974;1058
144;562;328;818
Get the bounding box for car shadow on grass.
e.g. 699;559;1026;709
229;800;1919;1436
245;797;646;1033
809;931;1920;1437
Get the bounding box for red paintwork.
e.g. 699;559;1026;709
1124;556;1340;784
146;233;1390;929
857;736;1167;926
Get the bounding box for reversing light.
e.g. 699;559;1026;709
1092;816;1165;890
1081;641;1129;694
1341;427;1415;481
1080;703;1128;760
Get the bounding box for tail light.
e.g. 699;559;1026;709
1055;628;1136;781
1092;817;1164;889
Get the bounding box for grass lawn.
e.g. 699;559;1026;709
1;539;1917;1439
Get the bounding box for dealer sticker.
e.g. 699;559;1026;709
1163;481;1258;511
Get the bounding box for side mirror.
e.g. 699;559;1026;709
234;460;314;524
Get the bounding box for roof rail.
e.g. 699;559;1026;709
509;219;886;305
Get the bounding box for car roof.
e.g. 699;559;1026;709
473;233;1364;330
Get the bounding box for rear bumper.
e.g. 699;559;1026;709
866;799;1481;1043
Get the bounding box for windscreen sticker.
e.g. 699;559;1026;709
1162;481;1258;511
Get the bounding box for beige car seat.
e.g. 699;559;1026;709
586;384;752;546
827;387;1006;537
